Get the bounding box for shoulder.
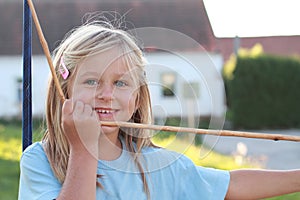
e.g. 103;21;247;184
23;141;45;154
141;147;230;199
141;145;230;182
21;142;47;162
20;142;51;173
19;142;61;199
141;145;194;172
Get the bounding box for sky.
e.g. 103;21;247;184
203;0;300;38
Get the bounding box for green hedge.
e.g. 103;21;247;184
226;55;300;129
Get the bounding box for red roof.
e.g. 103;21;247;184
1;0;300;60
0;0;214;55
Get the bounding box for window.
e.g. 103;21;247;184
161;72;176;97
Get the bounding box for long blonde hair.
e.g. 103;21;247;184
42;17;154;197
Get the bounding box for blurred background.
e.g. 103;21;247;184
0;0;300;199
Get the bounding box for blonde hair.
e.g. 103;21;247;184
42;17;154;197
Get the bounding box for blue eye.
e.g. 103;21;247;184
85;80;98;86
115;80;127;87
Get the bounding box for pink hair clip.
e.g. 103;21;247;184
59;57;69;80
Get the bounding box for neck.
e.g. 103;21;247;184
98;132;122;161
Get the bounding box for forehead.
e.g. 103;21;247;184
77;48;135;76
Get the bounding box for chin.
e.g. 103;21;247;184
100;125;120;136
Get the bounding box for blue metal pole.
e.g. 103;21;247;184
22;0;32;151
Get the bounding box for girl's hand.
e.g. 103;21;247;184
61;99;101;159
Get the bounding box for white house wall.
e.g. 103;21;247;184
145;51;226;118
0;55;49;118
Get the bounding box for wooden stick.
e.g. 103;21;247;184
27;0;66;102
27;0;300;142
101;121;300;142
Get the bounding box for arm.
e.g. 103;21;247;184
57;99;101;200
57;144;98;200
225;169;300;200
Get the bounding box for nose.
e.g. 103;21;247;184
96;83;114;101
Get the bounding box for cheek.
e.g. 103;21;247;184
129;94;138;111
118;90;139;113
70;85;96;103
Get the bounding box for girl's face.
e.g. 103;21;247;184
69;48;140;135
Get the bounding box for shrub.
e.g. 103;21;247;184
226;55;300;129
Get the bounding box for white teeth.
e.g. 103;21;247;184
97;110;113;114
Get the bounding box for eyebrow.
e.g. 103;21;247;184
79;70;133;80
80;71;99;77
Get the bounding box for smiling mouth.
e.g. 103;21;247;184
96;109;114;114
94;108;118;121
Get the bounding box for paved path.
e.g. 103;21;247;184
202;129;300;170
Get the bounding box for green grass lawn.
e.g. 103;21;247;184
0;120;44;199
0;122;22;200
0;120;299;199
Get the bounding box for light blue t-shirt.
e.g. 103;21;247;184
18;140;230;200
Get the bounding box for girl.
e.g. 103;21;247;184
18;18;300;200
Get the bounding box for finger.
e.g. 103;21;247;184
62;99;73;116
91;110;99;121
83;104;93;116
73;101;84;115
